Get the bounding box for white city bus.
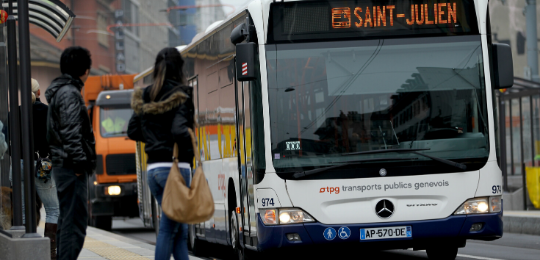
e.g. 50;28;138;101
134;0;513;259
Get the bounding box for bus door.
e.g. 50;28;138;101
236;79;257;247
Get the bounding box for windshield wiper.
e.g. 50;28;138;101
343;148;429;156
292;157;418;179
344;148;467;171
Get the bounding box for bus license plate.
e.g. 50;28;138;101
360;226;412;240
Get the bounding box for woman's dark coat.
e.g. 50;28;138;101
127;79;195;164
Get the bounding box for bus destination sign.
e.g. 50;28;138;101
270;0;478;42
331;3;459;29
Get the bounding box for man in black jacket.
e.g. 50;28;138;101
45;46;96;260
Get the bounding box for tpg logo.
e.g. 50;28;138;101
320;186;340;194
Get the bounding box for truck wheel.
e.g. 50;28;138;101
188;224;206;257
87;175;96;226
93;216;112;231
151;196;160;238
230;210;244;260
426;246;458;260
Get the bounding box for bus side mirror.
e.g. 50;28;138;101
236;42;257;81
492;43;513;89
231;23;247;45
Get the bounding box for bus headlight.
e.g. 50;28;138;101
262;208;315;225
279;209;314;224
490;196;502;213
262;209;277;225
454;196;501;215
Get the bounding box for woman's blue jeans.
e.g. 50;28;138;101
147;167;191;260
10;160;60;224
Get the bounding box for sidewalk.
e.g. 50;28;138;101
503;210;540;236
36;215;204;260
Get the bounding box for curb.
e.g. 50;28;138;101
503;214;540;236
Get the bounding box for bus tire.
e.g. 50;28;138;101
151;196;159;238
426;246;458;260
93;216;112;231
230;210;244;260
188;224;206;256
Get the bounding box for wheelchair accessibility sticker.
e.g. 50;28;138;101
338;227;351;239
323;227;337;240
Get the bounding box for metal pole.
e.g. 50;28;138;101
519;100;527;210
525;0;539;82
531;96;535;167
500;98;508;191
7;0;25;231
70;0;75;46
17;0;38;237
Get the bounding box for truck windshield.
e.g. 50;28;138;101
266;35;489;174
100;106;133;137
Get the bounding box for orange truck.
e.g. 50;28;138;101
83;74;138;230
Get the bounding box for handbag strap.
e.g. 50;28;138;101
187;129;202;167
172;143;179;161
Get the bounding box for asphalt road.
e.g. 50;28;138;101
111;218;540;260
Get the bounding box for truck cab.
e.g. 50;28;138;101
83;75;138;230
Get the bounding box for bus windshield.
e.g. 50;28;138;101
266;35;489;173
100;106;133;137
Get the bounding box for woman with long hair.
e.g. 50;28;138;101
127;47;195;260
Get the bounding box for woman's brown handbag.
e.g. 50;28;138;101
162;129;214;223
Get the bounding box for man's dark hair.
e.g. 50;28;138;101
60;46;92;78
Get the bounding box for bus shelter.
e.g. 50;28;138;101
0;0;74;241
497;77;540;210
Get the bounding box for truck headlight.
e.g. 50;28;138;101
262;208;315;225
105;185;121;196
454;196;501;215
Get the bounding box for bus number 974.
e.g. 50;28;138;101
261;198;274;207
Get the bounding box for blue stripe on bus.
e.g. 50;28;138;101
256;211;502;251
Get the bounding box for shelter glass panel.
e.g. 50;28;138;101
533;95;540;166
505;99;511;175
522;97;533;169
0;26;11;230
511;98;521;175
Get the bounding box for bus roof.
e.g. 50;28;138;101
134;5;250;83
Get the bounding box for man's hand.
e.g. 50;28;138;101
76;173;82;177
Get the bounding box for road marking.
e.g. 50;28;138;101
409;249;504;260
456;254;504;260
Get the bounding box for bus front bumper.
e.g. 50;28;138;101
256;211;502;251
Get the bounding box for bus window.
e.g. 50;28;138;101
207;71;221;160
221;84;236;158
267;36;489;173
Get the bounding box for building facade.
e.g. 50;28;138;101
28;0;172;96
172;0;226;46
490;0;540;82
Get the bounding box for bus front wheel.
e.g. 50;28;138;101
426;246;458;260
230;210;244;260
